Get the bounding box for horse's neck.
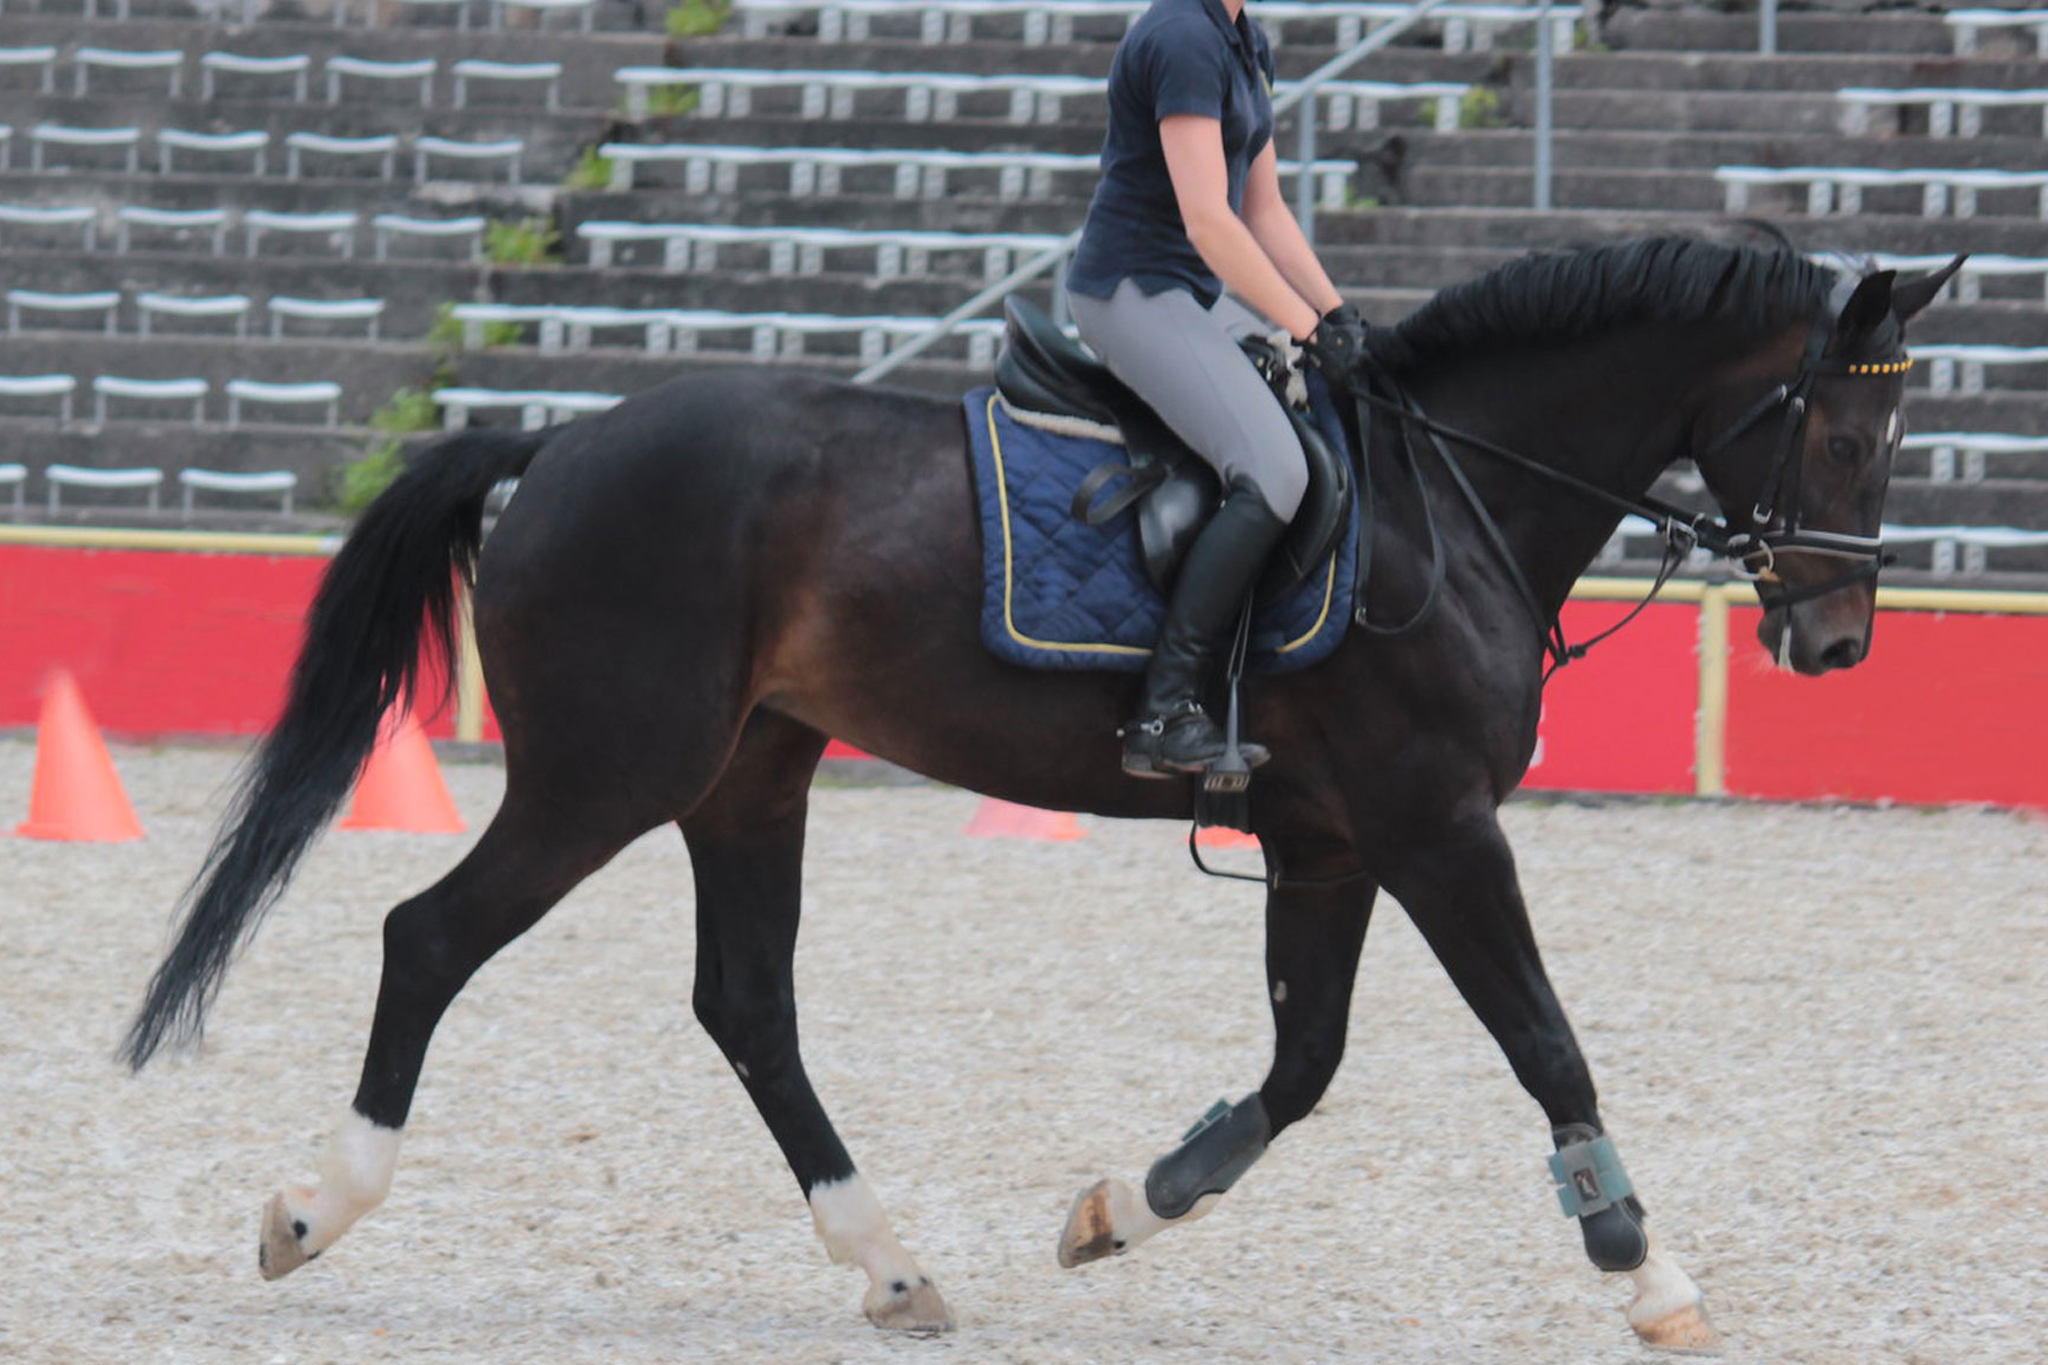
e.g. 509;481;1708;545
1405;337;1716;617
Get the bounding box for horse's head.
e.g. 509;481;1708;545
1692;256;1964;675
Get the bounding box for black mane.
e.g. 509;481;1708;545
1368;237;1835;372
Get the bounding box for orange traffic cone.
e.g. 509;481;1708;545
1195;826;1260;850
340;708;465;834
964;797;1085;841
15;669;144;842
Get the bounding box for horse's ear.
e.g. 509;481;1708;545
1834;269;1896;341
1891;255;1968;323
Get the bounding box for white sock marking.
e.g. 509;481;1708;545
1627;1232;1706;1327
808;1175;927;1293
282;1110;401;1255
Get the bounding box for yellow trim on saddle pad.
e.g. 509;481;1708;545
984;391;1339;659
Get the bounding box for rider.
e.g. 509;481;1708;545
1066;0;1366;780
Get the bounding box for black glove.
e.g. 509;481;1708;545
1304;303;1366;379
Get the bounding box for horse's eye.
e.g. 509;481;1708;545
1826;436;1863;466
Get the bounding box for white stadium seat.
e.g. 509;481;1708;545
325;55;436;105
451;58;563;109
73;47;182;98
372;213;487;260
0;46;58;95
244;209;360;259
287;131;400;180
179;469;300;516
268;296;385;340
224;379;343;428
434;386;623;431
414;134;525;184
158;128;271;177
7;289;121;334
0;203;97;250
135;292;253;338
200;51;312;102
30;124;141;174
45;464;165;515
115;206;231;256
91;376;209;425
0;373;77;425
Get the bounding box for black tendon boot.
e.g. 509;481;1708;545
1122;483;1290;778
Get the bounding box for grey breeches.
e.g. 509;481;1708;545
1067;277;1308;523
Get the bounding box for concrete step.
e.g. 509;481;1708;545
1530;52;2048;94
0;249;515;337
0;331;430;424
0;15;665;90
0;166;559;220
1389;129;2048;172
0;419;370;509
1398;165;1725;210
0;91;618;149
684;35;1500;81
1603;8;1958;56
1311;204;2042;257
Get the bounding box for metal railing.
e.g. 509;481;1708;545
853;0;1456;385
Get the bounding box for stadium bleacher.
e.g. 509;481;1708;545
0;0;2039;577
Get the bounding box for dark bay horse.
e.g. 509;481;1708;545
123;238;1957;1348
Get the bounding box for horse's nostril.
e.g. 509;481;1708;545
1819;638;1864;670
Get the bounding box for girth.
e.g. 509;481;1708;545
993;296;1352;597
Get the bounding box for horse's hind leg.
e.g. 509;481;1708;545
681;710;953;1334
1060;840;1375;1265
1384;806;1719;1353
258;790;656;1279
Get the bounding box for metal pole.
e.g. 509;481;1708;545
1533;0;1554;211
1759;0;1778;55
1295;102;1320;245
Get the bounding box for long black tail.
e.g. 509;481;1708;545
121;427;545;1070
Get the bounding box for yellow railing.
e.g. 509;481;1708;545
12;529;2048;783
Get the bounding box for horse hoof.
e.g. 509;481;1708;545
257;1192;312;1281
1631;1300;1723;1355
1057;1178;1127;1268
863;1276;955;1334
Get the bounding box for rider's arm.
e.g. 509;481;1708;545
1241;142;1345;319
1159;114;1322;342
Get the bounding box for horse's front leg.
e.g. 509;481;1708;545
1059;841;1374;1266
1384;803;1720;1353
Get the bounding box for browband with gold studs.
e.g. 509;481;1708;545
1840;358;1914;375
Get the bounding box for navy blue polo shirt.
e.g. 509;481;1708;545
1066;0;1276;309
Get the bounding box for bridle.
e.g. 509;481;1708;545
1340;283;1910;673
1692;285;1909;612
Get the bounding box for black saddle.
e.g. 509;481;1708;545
993;296;1352;597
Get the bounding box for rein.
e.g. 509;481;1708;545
1338;308;1906;676
1345;377;1702;680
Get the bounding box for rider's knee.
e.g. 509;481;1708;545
1240;449;1307;524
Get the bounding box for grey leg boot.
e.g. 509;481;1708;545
1122;483;1289;779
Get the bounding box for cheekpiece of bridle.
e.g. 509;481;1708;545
1692;277;1912;613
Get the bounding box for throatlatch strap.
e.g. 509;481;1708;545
1549;1132;1635;1219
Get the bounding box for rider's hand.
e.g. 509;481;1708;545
1305;303;1367;379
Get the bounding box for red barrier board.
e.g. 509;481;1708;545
1725;607;2048;809
0;546;321;737
1523;599;1698;796
0;546;482;741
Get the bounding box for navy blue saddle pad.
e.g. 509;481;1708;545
962;377;1356;674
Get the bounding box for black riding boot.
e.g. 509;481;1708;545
1122;484;1289;778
